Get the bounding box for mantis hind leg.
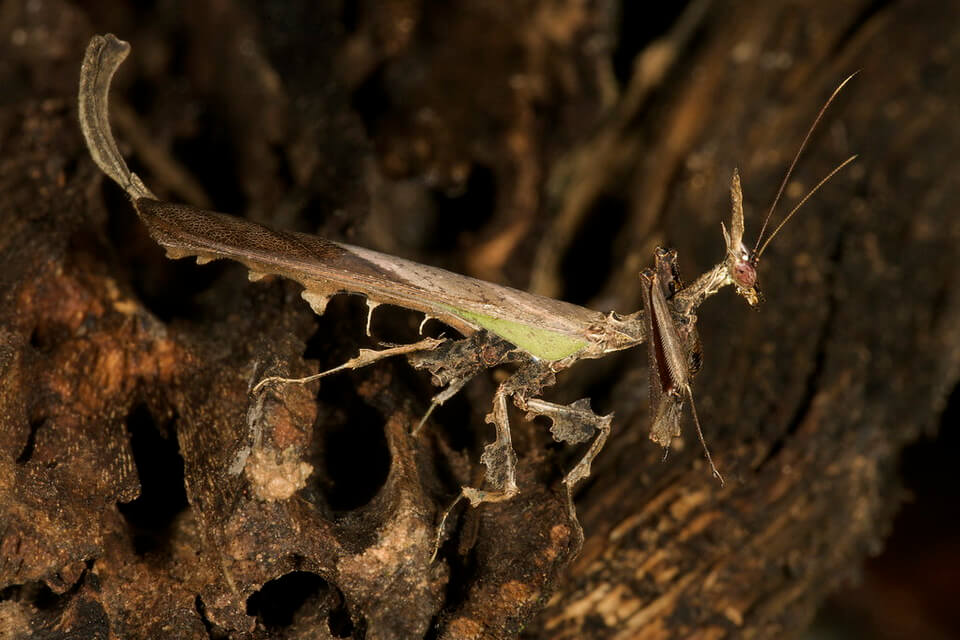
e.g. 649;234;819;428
432;363;613;558
431;382;520;560
408;331;517;434
251;336;445;395
455;358;559;506
447;357;615;508
463;385;520;505
433;361;613;558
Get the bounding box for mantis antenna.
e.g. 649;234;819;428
751;72;858;260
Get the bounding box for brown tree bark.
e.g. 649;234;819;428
1;1;957;638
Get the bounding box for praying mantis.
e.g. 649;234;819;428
79;34;855;518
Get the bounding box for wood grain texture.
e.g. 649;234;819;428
0;0;957;638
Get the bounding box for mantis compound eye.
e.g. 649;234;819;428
729;255;763;307
732;259;757;290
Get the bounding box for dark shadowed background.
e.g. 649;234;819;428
0;1;958;638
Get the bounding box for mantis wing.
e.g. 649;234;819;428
134;198;607;361
80;34;642;362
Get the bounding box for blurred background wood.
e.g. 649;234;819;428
0;1;958;638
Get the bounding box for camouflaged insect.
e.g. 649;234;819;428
80;34;855;514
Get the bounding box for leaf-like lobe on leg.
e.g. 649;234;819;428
526;397;608;446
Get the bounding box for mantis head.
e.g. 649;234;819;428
719;73;859;308
722;169;763;307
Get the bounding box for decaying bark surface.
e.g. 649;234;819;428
1;1;958;638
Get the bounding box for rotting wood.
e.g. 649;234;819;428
1;1;958;638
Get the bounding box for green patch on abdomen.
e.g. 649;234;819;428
443;306;589;361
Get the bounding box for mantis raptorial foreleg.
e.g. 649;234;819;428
80;35;860;563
